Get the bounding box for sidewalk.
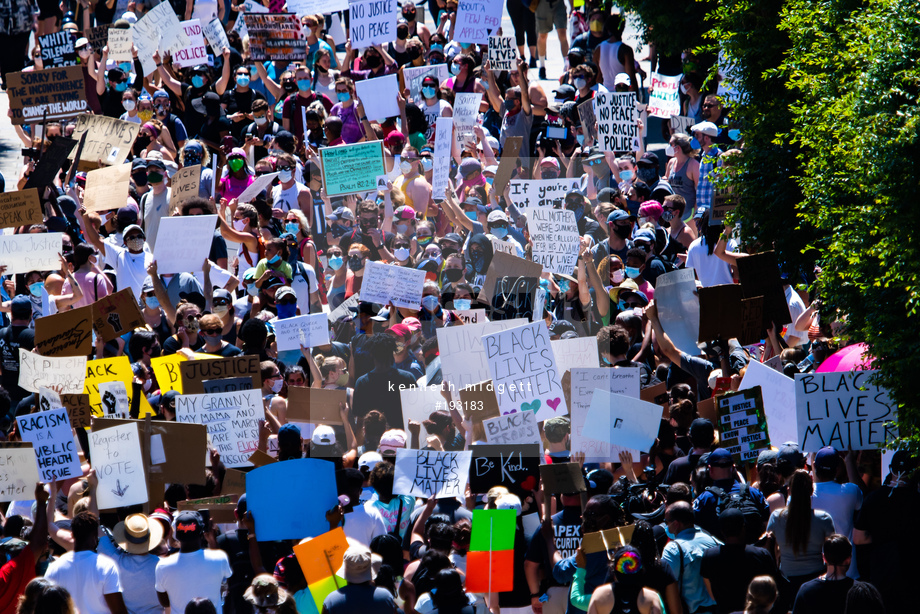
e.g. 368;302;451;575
0;91;24;190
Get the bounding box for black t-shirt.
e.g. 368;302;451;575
700;543;780;614
339;228;394;262
663;452;702;486
792;576;854;614
349;334;376;383
352;366;416;427
217;529;292;614
199;117;233;146
221;88;266;138
401;499;473;558
525;506;582;591
0;324;35;404
210;230;229;264
180;83;211;139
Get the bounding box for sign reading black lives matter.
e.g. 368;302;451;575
596;91;639;153
795;370;897;452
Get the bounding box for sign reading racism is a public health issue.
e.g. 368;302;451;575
795;370;897;452
16;407;82;483
8;66;87;125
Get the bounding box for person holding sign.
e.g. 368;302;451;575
78;207;153;301
664;134;699;215
281;65;333;145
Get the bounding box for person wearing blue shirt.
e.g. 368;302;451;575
692;447;769;543
662;501;723;614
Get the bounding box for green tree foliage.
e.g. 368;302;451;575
616;0;716;58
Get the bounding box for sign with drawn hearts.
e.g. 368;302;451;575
482;320;569;422
469;443;541;497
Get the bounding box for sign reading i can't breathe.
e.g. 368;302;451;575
795;370;897;452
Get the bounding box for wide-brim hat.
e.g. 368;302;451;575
112;513;164;554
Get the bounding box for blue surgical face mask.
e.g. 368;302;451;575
278;169;293;183
453;298;471;311
729;129;741;141
618;300;629;311
247;284;259;297
29;282;43;298
297;79;312;92
465;211;477;221
236;75;250;87
277;302;297;318
328;255;344;270
421;295;440;312
268;254;281;265
690;137;701;150
285;222;299;235
450;62;461;76
491;226;508;239
191;75;205;88
486;176;494;185
576;134;585;146
337;92;351;102
119;62;132;73
422;86;436;100
421;157;433;172
574;77;587;90
460;42;471;49
619;170;634;181
145;295;160;309
664;524;677;540
113;81;128;92
625;266;641;279
558;280;571;294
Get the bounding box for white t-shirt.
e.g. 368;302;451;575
685;237;734;287
342;504;387;547
45;550;122;614
103;242;154;300
290;261;319;316
155;548;232;614
784;285;807;346
97;533;162;614
422;99;452;140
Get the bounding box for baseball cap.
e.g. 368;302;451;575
637;152;659;167
117;206;138;224
614;73;630;86
690;121;719;137
814;446;840;472
543;416;570;440
548;320;577;337
173;511;204;541
278;423;302;446
553;83;576;101
756;448;778;469
487;209;509;224
131;158;148;171
707;447;734;467
146;159;167;172
122;224;145;239
394;205;416;220
378;429;407;456
275;286;296;302
358;451;383;472
330;206;355;222
776;443;805;470
312;425;336;446
694;206;708;220
10;295;31;319
385;323;412;340
634;228;656;244
458;158;482;177
690;418;715;443
607;209;630;224
495;493;523;516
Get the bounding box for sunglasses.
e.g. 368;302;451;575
277;165;294;171
395;244;410;249
201;328;222;335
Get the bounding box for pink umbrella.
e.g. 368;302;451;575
815;343;873;372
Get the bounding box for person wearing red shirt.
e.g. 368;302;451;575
0;483;48;614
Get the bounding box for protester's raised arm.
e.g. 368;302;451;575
215;48;232;96
645;300;682;365
255;62;283;99
146;261;177;323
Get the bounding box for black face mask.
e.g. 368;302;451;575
403;10;416;21
315;64;328;74
408;47;421;60
283;81;297;93
397;27;409;40
360;218;377;231
132;172;148;186
637;167;658;184
443;268;463;283
134;135;151;150
365;54;382;68
612;224;632;239
204;101;221;117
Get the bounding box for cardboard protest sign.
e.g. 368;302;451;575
795;370;896;452
717;387;771;464
98;380;129;418
273;313;330;352
393;449;472;499
0;232;61;274
0;189;45;230
483;320;567;422
293;528;348;614
202;378;254;393
222;468;247;495
469;443;541;495
402;64;448;103
354;74;399;121
24;135;76;191
38;31;76;67
35;309;91;361
88;24;112;55
669;115;695;136
168;164;201;213
320;140;385;196
570;367;641;462
710;185;737;226
237;171;279;203
90;422;148;509
18;349;86;394
286;386;345;424
551;337;600;375
68;114;141;171
736;251;792;329
93;417;208;484
151;354;188;393
84;163;131;213
247;458;338;540
107;28;133;62
245;14;307;61
525;207;579;276
697;284;743;342
479;250;542;306
452;92;482;149
202;17;231;53
132;1;190;74
437;319;528;392
596;91;639;152
360;261;426;310
483;411;541;446
92;288;144;342
647;73;681;119
739;359;796;446
578;99;598;142
85;356;154;417
739;296;765;345
540;462;586;494
16;407;81;482
174;20;208;68
0;443;41;502
431;116;453;198
152;215;217;274
466;509;516;592
656;268;701;356
459;380;502;424
180;355;262;394
7;66;87;125
582;525;636;554
61;393;92;429
488;36;516;71
176;389;264;467
349;0;397;48
177;494;239;523
453;0;502;44
492;136;524;196
508;178;582;210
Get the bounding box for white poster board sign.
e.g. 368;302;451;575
647;73;681;119
202;18;230;53
349;0;397;48
551;337;600;374
18;349;86;394
525;207;579;276
98;380;130;418
437;319;527;392
273;313;330;351
453;0;502;44
175;389;265;467
508;179;581;209
16;407;82;483
360;260;427;310
354;74;400;121
431;116;453;198
483;411;541;446
584;388;661;460
655;268;701;356
596;90;639;152
570;367;641;462
107;28;134;62
0;445;41;502
173;20;208;69
0;233;63;274
740;359;797;447
399;386;446;442
795;370;897;452
488;36;516;71
393;449;472;499
483;320;568;422
90;422;149;509
131;1;190;74
152;215;218;274
452;93;482;149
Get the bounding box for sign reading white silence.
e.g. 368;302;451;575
795;370;897;452
16;407;82;483
360;260;427;309
273;313;330;352
596;91;639;153
525;207;579;276
90;422;148;509
483;320;568;422
393;449;472;499
0;445;40;502
570;368;640;462
153;215;218;274
176;389;265;467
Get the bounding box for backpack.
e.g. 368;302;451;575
705;483;767;544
